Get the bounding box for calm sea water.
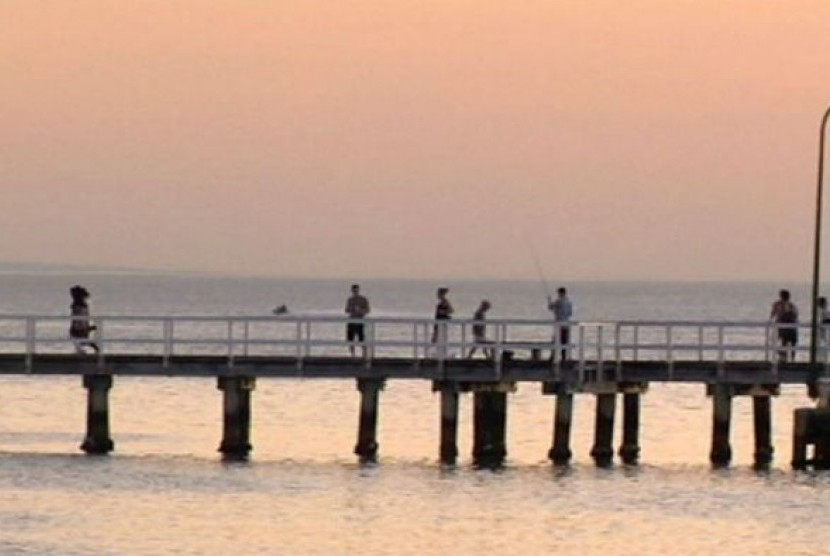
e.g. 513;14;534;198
0;273;829;555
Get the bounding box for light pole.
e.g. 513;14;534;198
809;106;830;367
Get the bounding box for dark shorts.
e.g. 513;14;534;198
347;323;365;342
559;327;570;346
779;328;798;346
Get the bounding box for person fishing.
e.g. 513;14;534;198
547;287;573;362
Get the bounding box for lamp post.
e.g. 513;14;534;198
809;106;830;367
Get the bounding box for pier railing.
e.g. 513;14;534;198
0;315;825;374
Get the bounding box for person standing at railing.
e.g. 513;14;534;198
345;284;371;357
770;289;798;362
69;285;99;354
547;286;572;362
431;287;454;356
467;299;493;359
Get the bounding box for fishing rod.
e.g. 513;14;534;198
525;234;552;301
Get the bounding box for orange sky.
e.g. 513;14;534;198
3;1;830;281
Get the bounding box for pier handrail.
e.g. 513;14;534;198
0;314;826;374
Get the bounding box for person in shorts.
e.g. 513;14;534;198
770;289;798;362
69;285;99;354
467;299;493;359
345;284;370;356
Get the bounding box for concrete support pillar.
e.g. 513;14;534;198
354;378;384;464
618;392;641;465
437;382;460;466
590;393;616;467
752;395;774;468
217;376;254;460
80;374;115;455
548;392;573;466
709;384;733;467
472;390;508;469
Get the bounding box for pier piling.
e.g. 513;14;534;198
791;407;830;470
217;376;254;459
590;393;616;467
752;395;774;468
354;378;384;463
548;389;574;466
709;384;733;467
435;381;460;466
618;391;641;465
472;388;508;468
80;374;115;455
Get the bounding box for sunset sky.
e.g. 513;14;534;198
3;1;830;281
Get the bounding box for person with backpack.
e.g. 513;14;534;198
770;289;799;362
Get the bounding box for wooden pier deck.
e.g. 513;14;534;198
0;353;814;384
0;314;828;469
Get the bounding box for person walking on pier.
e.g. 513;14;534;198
548;287;572;362
770;289;798;362
69;285;99;354
345;284;370;357
467;299;493;359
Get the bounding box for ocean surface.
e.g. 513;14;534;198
0;273;829;555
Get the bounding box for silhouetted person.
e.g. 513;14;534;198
467;299;493;359
431;287;454;356
547;287;572;362
770;289;798;362
345;284;370;357
69;285;98;354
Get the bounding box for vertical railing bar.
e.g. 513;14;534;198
243;320;250;357
413;323;419;359
614;323;621;379
25;317;35;374
698;325;704;361
227;319;234;367
163;318;173;368
96;319;105;370
578;325;586;383
717;325;725;379
633;325;639;361
666;324;674;380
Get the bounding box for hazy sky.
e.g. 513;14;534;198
3;1;830;281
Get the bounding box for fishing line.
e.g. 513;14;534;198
525;233;552;300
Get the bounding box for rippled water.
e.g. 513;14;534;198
1;273;829;554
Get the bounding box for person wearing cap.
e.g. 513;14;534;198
345;284;370;357
69;285;99;354
467;299;493;359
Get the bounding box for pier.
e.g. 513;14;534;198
0;314;829;468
